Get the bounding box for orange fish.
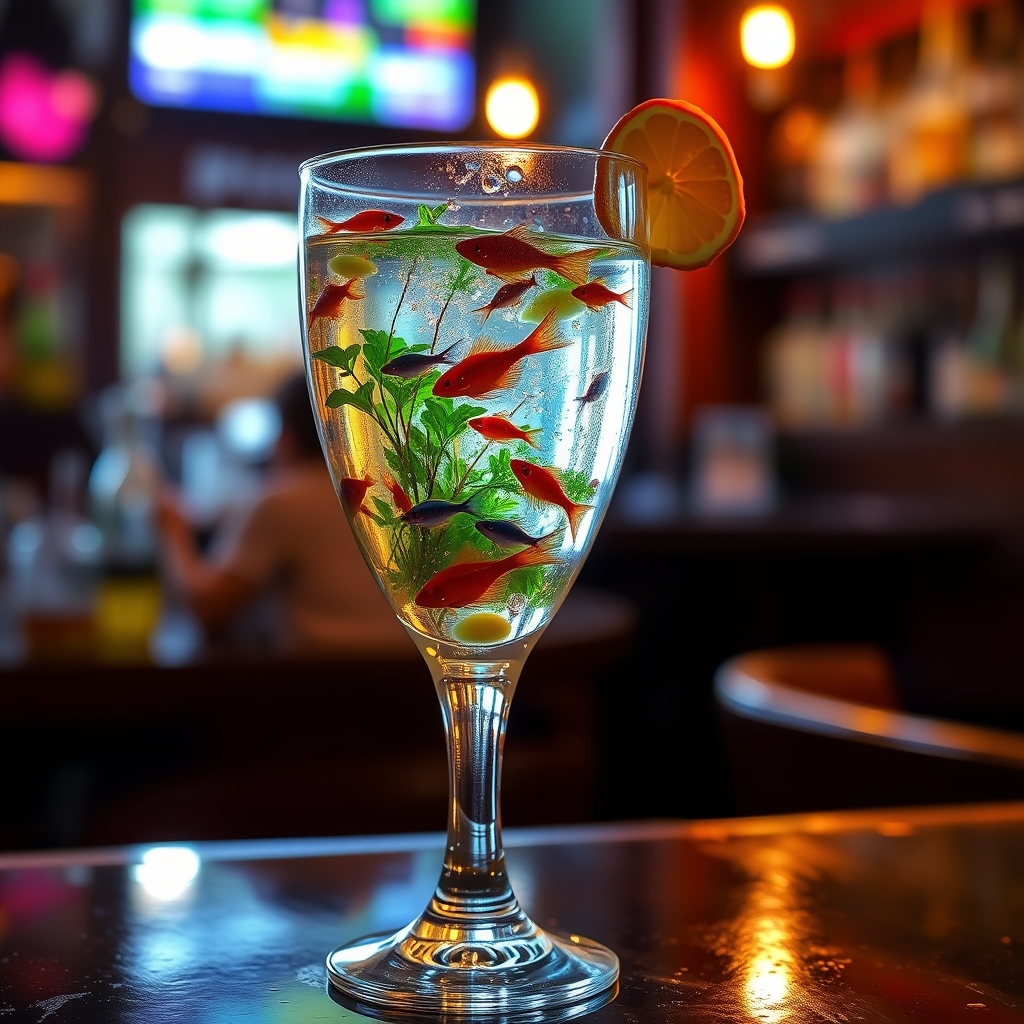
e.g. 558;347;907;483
307;278;364;328
414;537;559;608
339;473;373;511
455;224;602;286
383;473;412;514
468;415;541;449
472;275;538;324
510;459;593;541
570;279;633;311
317;211;405;233
432;311;568;399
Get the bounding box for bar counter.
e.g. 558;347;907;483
3;803;1024;1021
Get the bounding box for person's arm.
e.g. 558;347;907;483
157;493;258;631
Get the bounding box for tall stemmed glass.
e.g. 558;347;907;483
299;143;649;1018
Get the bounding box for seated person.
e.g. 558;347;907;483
158;373;410;656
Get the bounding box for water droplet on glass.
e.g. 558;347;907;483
483;174;503;193
505;165;523;183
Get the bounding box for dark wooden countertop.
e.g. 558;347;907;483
3;803;1024;1022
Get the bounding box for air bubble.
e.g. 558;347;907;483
505;165;524;183
466;160;480;172
483;174;503;193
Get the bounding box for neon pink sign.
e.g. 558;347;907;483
0;52;95;163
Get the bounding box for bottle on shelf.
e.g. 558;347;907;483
964;0;1024;182
88;380;165;661
7;450;102;660
887;0;971;205
808;49;888;218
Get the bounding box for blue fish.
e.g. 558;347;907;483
401;494;482;527
382;341;460;379
475;520;555;549
575;370;610;404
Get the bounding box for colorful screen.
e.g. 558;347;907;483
129;0;475;131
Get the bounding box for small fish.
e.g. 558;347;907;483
383;473;412;514
339;473;373;511
575;371;610;405
468;415;541;449
307;278;364;328
455;224;602;286
510;459;593;541
400;494;483;528
381;341;461;379
433;310;569;399
415;537;560;608
570;278;633;311
472;275;538;324
476;521;556;549
317;211;405;233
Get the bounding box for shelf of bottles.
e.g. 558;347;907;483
0;162;90;412
744;0;1024;429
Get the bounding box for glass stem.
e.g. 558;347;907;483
432;665;518;919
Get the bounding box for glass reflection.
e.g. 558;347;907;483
132;846;201;902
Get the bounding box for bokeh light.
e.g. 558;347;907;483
485;77;540;139
741;5;795;69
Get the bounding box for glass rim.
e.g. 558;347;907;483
298;141;647;177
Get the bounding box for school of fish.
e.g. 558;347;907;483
314;215;630;618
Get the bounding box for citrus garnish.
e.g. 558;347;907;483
602;98;745;270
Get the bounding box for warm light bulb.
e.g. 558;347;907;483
485;78;539;139
741;5;795;69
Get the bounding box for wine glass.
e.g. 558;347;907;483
299;143;649;1019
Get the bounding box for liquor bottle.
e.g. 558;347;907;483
7;449;101;660
808;50;888;217
88;381;164;660
963;257;1014;414
965;0;1024;182
887;0;970;204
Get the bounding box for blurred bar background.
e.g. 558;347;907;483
3;0;1024;849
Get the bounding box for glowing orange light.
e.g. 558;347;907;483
741;5;795;69
485;77;539;139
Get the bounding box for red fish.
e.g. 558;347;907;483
383;473;412;514
339;473;373;512
510;459;593;541
317;211;405;233
455;224;602;286
414;537;560;608
468;415;541;449
307;278;364;328
432;311;568;399
570;279;633;310
472;275;538;324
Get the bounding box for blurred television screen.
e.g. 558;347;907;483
129;0;476;131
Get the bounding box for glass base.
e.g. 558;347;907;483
326;917;619;1019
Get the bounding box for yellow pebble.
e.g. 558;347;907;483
521;288;586;323
327;254;379;279
454;613;511;644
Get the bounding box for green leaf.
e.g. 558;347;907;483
417;201;451;227
451;260;476;293
485;448;520;492
325;381;375;414
381;374;416;406
312;344;360;371
559;467;598;504
371;496;397;523
359;329;392;376
384;446;406;479
504;565;548;603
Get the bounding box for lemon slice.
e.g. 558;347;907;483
602;98;745;270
